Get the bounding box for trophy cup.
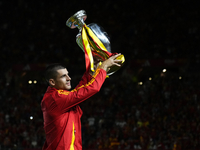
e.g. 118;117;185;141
66;10;125;75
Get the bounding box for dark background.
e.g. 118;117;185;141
0;0;200;149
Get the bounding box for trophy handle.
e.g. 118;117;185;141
66;10;125;75
66;10;87;30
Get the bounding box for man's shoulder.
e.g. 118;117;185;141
41;89;56;110
42;88;70;102
56;89;71;96
41;87;56;103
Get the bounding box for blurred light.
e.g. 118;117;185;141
149;77;152;80
162;69;167;72
138;82;143;85
179;76;182;80
33;80;37;84
30;116;33;120
28;80;32;84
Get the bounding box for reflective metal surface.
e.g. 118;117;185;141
66;10;124;75
66;10;87;30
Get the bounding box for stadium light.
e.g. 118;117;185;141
138;82;143;85
162;69;167;73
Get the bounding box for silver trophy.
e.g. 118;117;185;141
66;10;124;75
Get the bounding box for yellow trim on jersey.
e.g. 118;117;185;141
57;90;70;95
57;69;101;96
70;122;75;150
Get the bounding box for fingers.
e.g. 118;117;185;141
99;53;123;71
110;53;122;66
113;60;122;67
111;53;121;59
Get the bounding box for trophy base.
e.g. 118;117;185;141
66;10;125;76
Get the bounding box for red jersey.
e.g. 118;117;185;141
41;68;107;150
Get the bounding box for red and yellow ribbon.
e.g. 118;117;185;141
81;24;125;73
81;24;111;72
81;26;94;72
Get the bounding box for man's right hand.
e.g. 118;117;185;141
99;53;122;72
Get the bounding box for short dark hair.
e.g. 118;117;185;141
44;63;66;82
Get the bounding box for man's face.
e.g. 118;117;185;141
53;68;71;90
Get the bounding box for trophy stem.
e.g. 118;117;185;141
66;10;87;30
75;19;85;31
66;10;125;75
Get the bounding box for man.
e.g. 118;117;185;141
41;53;122;150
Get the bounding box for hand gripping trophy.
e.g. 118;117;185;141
66;10;125;75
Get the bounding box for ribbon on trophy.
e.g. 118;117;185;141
66;10;125;75
81;24;125;73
